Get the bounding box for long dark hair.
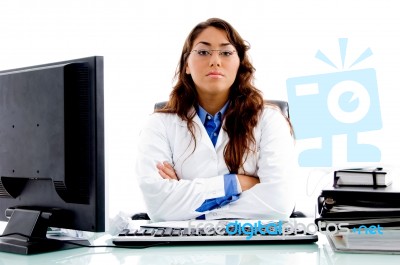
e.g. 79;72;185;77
157;18;264;174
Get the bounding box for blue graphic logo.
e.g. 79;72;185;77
287;38;382;167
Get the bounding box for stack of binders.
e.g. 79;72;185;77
316;185;400;228
315;167;400;253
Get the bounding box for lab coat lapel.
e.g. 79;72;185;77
214;126;227;150
193;114;216;152
176;107;217;152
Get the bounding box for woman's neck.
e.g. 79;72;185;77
198;95;229;115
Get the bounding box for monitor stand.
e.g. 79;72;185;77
0;208;90;255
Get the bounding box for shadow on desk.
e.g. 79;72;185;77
0;240;319;265
118;244;319;265
3;237;400;265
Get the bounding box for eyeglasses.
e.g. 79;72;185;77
190;49;237;58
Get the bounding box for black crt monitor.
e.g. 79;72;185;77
0;56;106;254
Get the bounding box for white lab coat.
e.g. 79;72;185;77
136;106;296;222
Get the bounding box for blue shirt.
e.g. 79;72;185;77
197;103;229;146
195;102;240;216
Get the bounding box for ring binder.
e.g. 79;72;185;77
333;167;391;188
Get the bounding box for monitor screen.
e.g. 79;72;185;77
0;56;106;254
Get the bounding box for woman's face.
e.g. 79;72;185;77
186;27;240;101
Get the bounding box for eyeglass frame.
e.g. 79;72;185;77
189;49;237;58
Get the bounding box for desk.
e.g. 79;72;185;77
0;234;399;265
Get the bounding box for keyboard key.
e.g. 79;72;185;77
135;228;146;236
171;229;181;236
154;229;165;237
143;228;155;236
163;227;173;236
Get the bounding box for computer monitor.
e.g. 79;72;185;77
0;56;106;254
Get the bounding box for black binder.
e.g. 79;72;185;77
316;184;400;228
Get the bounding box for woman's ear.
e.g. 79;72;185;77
185;65;191;75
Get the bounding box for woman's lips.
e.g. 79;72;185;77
207;71;224;78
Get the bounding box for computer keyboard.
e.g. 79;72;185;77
112;220;318;247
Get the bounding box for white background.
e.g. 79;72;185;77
0;0;399;220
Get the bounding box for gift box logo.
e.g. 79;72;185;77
286;38;382;167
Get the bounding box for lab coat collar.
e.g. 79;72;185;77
176;106;227;152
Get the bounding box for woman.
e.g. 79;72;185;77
136;18;296;222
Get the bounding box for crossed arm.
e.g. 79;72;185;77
156;161;260;191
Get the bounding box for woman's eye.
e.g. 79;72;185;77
221;51;234;57
197;50;210;56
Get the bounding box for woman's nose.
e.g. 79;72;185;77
209;52;221;67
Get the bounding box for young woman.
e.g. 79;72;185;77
136;18;296;221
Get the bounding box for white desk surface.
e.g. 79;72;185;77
1;232;399;265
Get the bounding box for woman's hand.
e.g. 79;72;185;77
157;161;179;180
236;174;260;191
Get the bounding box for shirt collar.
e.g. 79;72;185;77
197;101;230;124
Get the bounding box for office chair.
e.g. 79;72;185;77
132;100;305;220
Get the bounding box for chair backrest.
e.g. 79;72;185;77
264;100;289;119
154;100;290;119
